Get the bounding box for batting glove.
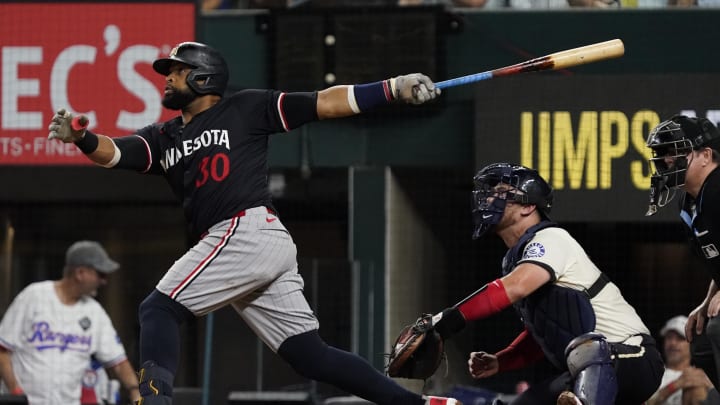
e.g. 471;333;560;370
47;108;89;142
391;73;441;105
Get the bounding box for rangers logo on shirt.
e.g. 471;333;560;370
28;321;92;352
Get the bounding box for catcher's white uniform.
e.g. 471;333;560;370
519;227;651;342
0;281;128;405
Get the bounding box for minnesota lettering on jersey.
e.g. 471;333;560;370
160;129;230;172
27;321;92;352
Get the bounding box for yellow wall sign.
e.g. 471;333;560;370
474;74;720;222
519;110;657;190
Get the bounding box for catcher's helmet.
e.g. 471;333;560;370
472;163;553;239
645;115;720;215
153;42;229;96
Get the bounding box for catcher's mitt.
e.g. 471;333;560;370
387;314;444;379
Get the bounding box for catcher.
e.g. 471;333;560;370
388;163;663;405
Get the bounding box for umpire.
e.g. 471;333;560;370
646;115;720;389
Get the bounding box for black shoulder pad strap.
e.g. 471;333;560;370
586;272;610;299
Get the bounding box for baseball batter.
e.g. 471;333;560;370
47;42;459;405
0;241;140;405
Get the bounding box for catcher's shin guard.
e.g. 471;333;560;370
137;361;174;405
564;333;617;405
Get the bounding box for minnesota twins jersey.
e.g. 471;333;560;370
517;227;650;342
680;167;720;286
117;89;318;236
0;281;127;405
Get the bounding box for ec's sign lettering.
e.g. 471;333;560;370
0;2;195;165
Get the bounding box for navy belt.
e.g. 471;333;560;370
200;207;275;239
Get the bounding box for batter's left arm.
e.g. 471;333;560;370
315;73;440;120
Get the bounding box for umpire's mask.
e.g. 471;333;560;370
645;115;720;215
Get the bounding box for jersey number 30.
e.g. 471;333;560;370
196;153;230;187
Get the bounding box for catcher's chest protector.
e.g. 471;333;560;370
502;222;599;370
516;285;596;370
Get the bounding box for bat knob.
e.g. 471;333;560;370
71;115;89;131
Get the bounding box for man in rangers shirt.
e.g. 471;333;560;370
47;42;456;405
0;240;140;404
645;115;720;390
424;163;663;404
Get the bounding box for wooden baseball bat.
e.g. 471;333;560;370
435;39;625;89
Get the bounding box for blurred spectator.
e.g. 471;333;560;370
234;0;720;6
647;315;719;405
692;0;720;6
201;0;236;10
567;0;620;6
451;0;489;5
398;0;481;5
480;0;570;8
247;0;311;7
0;240;140;405
631;0;701;5
515;380;529;394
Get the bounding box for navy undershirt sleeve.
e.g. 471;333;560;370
278;91;318;130
114;135;153;172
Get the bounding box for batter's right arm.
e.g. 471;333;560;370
78;133;118;167
47;109;124;168
0;347;22;395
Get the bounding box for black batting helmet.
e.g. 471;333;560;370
153;42;229;96
472;163;553;239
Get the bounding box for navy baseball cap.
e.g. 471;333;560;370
65;240;120;274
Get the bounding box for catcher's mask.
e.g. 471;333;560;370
645;115;720;216
153;42;229;96
472;163;553;239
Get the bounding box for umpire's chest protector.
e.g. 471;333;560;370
502;221;597;370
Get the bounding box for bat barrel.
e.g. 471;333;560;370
434;39;624;90
549;38;624;71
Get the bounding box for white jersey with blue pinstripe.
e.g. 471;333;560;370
0;281;127;405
